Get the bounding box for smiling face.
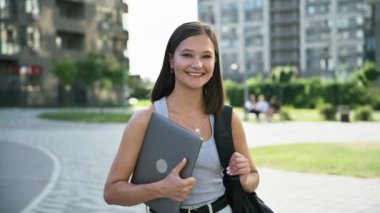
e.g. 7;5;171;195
169;34;216;90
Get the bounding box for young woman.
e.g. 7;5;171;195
104;21;260;213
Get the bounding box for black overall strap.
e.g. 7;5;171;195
214;105;234;169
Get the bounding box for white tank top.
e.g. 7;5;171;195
154;97;225;206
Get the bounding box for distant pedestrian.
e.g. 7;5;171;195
267;96;280;122
245;94;261;120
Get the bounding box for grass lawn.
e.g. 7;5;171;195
38;112;132;123
251;143;380;178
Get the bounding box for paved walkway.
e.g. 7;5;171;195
0;108;380;213
0;142;54;213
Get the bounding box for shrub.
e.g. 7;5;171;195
279;106;292;121
318;103;336;120
224;80;244;107
354;105;373;121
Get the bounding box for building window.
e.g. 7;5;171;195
306;47;331;73
25;0;39;16
221;2;238;24
356;30;363;39
244;26;263;47
55;36;62;49
338;0;360;13
56;0;84;19
305;20;330;42
199;3;215;24
306;0;330;17
56;31;84;51
0;23;19;55
0;0;10;18
113;38;125;54
244;0;263;22
245;51;263;73
336;18;349;29
26;26;41;51
220;26;239;49
222;52;239;74
97;5;119;31
307;5;316;15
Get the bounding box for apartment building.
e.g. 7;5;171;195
199;0;270;82
301;0;373;78
0;0;128;106
198;0;377;81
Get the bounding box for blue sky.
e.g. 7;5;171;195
126;0;198;81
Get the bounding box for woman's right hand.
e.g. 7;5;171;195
159;158;196;202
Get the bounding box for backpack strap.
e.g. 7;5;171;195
214;105;235;169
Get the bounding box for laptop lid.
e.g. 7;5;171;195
131;112;203;213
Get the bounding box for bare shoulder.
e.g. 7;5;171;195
230;109;248;148
231;109;243;126
126;106;155;130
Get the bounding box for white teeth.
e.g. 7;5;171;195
187;72;203;76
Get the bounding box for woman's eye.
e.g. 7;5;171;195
181;53;192;57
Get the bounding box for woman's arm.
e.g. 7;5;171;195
228;111;260;192
103;108;195;206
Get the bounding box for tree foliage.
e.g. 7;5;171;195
53;54;127;89
53;57;76;86
270;66;298;84
355;61;380;87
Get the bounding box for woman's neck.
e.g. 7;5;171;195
167;89;204;114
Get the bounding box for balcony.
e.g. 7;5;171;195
271;28;299;37
271;16;299;25
56;31;84;51
271;42;299;50
56;0;85;20
271;2;299;12
271;52;299;64
55;17;86;34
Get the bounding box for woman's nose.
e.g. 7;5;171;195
191;57;202;68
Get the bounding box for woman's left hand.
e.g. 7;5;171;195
226;152;251;176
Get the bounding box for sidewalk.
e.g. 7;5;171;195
0;108;379;212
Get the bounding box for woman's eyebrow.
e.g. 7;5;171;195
179;48;214;54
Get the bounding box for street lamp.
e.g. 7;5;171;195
230;63;249;121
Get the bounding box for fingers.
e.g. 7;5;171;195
167;178;196;202
175;185;194;201
171;158;187;175
227;152;251;176
162;158;196;202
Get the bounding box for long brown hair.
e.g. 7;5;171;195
150;21;225;114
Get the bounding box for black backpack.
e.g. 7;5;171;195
214;105;274;213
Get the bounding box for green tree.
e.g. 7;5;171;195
76;54;105;87
53;57;77;105
53;56;75;88
355;61;380;87
270;66;297;102
270;66;297;119
103;56;126;88
270;66;297;84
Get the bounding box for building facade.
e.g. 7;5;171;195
199;0;270;82
198;0;377;82
0;0;128;106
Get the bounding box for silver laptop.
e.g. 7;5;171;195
131;112;203;213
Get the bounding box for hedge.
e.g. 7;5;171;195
225;78;380;110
